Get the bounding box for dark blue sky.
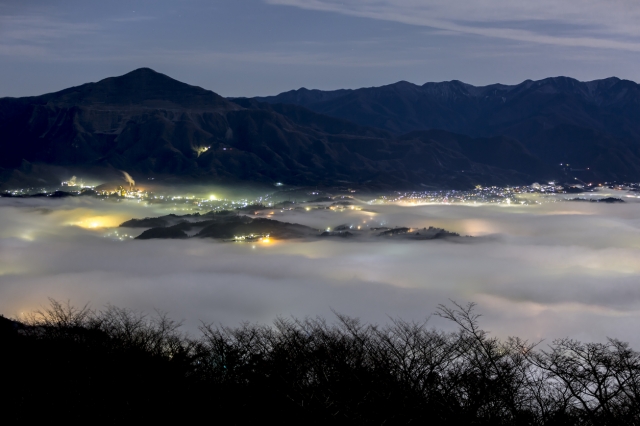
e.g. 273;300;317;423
1;0;639;97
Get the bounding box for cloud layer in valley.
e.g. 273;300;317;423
1;190;640;347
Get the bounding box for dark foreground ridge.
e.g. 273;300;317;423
2;300;638;424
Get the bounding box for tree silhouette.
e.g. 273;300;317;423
1;299;638;425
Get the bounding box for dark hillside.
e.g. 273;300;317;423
4;69;639;189
252;76;640;182
2;302;639;424
0;69;564;189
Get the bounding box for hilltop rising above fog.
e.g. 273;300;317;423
1;68;639;189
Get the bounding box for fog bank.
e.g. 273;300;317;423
1;192;639;346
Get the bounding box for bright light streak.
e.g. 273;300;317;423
72;216;121;229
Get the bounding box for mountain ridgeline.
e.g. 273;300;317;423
251;77;640;183
1;68;639;190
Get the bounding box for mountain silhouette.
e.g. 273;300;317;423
2;69;637;189
249;77;640;181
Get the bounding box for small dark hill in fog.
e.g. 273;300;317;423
122;210;468;243
123;212;319;241
196;216;318;240
120;217;170;228
136;226;189;239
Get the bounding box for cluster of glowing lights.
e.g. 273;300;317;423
71;216;122;229
103;230;135;241
231;234;272;244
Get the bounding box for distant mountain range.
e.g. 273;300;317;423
1;68;639;190
249;77;640;182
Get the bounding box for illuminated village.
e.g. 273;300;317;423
3;173;638;215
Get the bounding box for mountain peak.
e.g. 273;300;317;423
114;67;196;84
123;67;161;75
391;80;416;86
42;68;234;110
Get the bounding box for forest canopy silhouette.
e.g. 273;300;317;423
2;300;638;425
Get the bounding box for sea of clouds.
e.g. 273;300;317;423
1;190;640;347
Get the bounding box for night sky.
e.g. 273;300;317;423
1;0;639;97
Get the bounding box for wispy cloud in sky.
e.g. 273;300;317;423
267;0;640;51
0;15;99;43
1;0;639;97
0;14;100;59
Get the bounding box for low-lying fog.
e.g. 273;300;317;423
2;189;640;347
